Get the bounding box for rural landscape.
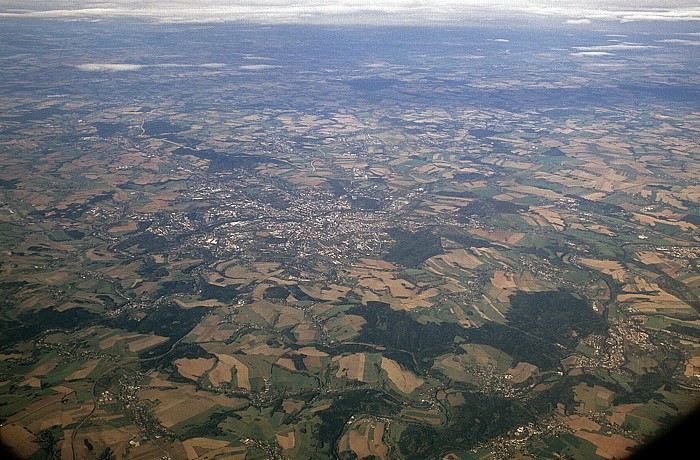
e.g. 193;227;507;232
1;14;699;460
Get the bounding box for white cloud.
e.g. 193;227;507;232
239;64;281;70
570;51;613;57
76;63;145;71
566;18;591;25
76;62;227;71
658;38;700;45
573;43;661;51
1;1;699;24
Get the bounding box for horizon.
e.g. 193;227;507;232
1;1;700;26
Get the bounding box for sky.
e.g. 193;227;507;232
0;1;699;25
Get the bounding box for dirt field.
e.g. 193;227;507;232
1;424;38;458
140;386;245;428
339;418;389;460
182;438;232;460
580;258;628;282
381;357;423;394
507;362;538;384
575;431;637;459
335;353;366;382
293;323;317;342
429;248;483;269
127;334;169;353
65;358;101;381
276;431;296;450
174;357;215;382
209;354;251;389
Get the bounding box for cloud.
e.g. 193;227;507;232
566;18;591;25
573;43;661;51
239;64;281;70
76;62;226;71
1;1;700;24
76;63;145;71
570;51;613;57
658;38;700;45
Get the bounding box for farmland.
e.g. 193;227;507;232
1;17;699;460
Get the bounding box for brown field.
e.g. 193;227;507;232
341;418;389;460
636;251;666;265
127;334;169;353
563;414;601;432
293;323;317;342
65;358;101;381
108;220;138;233
400;408;444;425
1;424;38;458
209;353;250;389
575;432;637;459
174;357;215;382
633;213;695;231
381;357;423;394
140;386;245;428
324;314;366;341
530;206;566;231
429;248;483;270
99;332;141;350
78;425;139;460
300;283;351;301
468;229;525;246
335;353;366;382
29;357;60;377
276;431;296;450
358;258;398;270
177;298;226;309
182;438;232;460
507;362;538;384
275;357;297;372
579;258;627;282
189;315;235;342
220;264;259;285
297;347;329;357
617;282;692;315
250;300;281;325
6;393;75;423
19;377;41;388
352;266;436;309
574;384;614;413
273;305;305;329
607;404;642;426
491;270;516;290
0;353;25;360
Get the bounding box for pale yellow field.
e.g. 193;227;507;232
209;353;250;389
381;357;423;394
128;334;169;353
98;332;143;350
275;357;297;371
65;358;101;381
174;357;215;382
140;386;245;428
335;353;366;382
340;418;389;460
428;248;483;270
507;362;538;384
580;258;627;282
276;431;296;450
182;438;232;460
